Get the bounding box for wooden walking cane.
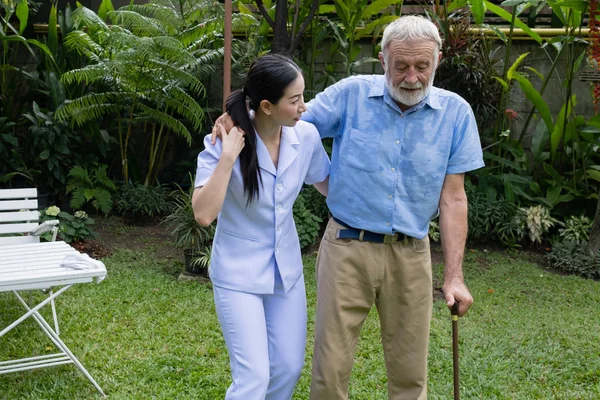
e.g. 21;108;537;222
451;302;460;400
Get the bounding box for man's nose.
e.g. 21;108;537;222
404;68;418;84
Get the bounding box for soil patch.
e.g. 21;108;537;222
82;215;180;261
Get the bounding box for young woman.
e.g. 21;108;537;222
192;54;329;399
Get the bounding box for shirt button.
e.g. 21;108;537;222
277;204;283;211
391;167;396;172
395;140;400;145
386;222;391;226
277;183;283;191
388;195;392;199
277;226;282;232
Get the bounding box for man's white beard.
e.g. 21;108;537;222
386;73;435;107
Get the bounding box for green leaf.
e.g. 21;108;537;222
482;24;508;43
512;72;553;134
356;15;398;41
16;0;29;35
447;0;469;12
507;53;530;81
362;0;401;20
485;1;542;44
556;0;588;12
319;5;336;13
524;66;545;81
586;169;600;182
47;3;58;57
469;0;487;25
494;77;509;91
550;95;575;162
40;150;50;160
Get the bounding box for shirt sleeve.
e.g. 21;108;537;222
446;104;485;174
304;125;331;185
195;134;223;188
303;81;345;139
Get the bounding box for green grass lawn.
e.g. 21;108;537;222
1;247;599;399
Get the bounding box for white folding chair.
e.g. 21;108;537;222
0;188;107;396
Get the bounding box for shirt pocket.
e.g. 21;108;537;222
344;128;383;172
222;230;259;242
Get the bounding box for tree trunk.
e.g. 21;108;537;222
256;0;319;55
588;192;600;253
272;0;290;53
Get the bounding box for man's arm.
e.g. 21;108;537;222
439;173;473;317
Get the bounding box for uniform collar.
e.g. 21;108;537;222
256;126;299;177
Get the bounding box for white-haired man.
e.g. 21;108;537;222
303;15;482;399
210;15;483;400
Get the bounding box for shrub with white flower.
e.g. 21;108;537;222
45;206;61;217
74;211;88;219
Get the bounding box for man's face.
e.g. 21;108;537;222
379;39;440;111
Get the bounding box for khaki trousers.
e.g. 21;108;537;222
310;218;432;400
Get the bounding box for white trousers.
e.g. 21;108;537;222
213;272;307;400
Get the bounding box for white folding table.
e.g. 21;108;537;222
0;241;107;396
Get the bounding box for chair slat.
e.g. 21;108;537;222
0;200;38;211
0;223;39;235
0;211;40;223
0;236;39;246
0;188;37;200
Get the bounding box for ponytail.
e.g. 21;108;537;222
226;89;262;205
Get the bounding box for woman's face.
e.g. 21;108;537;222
268;73;307;127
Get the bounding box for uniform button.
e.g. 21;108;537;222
277;204;283;211
386;222;390;226
391;167;396;172
395;140;400;145
400;114;405;118
277;226;282;232
277;183;283;191
388;195;392;199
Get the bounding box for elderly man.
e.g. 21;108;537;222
302;15;483;399
211;15;483;400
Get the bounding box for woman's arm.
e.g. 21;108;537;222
192;125;245;226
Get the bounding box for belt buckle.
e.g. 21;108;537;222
383;233;398;244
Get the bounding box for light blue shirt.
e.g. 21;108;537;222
195;121;330;294
303;75;484;239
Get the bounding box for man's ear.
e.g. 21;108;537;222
437;51;442;64
260;99;272;116
378;52;386;71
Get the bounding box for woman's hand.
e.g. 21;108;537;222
219;124;245;164
211;113;236;145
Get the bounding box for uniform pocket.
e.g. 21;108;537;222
222;230;259;242
344;128;383;172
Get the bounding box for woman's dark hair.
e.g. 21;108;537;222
226;54;302;205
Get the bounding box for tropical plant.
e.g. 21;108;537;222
190;245;212;272
114;182;171;222
56;0;221;185
546;240;600;279
558;214;592;244
428;219;440;242
518;205;561;244
293;189;322;249
318;0;401;78
66;164;116;215
22;101;76;197
429;4;502;129
163;182;214;254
